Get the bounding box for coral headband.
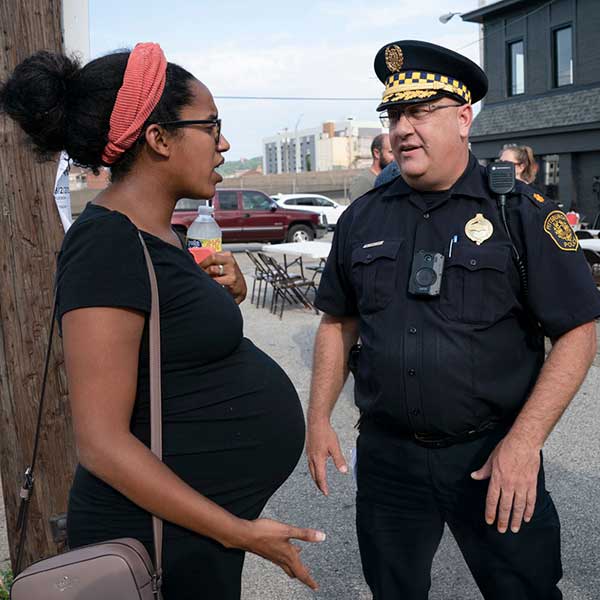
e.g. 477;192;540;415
101;42;167;165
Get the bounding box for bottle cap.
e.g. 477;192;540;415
197;204;214;215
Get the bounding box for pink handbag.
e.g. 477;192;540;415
11;234;164;599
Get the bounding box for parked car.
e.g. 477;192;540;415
172;189;327;243
271;193;347;229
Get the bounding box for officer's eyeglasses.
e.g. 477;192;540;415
379;103;462;128
154;118;222;143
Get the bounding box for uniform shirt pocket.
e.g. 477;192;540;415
351;240;402;314
440;244;513;326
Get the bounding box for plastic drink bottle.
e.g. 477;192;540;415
186;205;222;263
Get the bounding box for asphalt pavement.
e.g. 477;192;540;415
1;242;599;599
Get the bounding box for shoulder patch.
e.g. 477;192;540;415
515;181;550;210
543;210;579;251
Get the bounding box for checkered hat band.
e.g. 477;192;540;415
382;71;471;104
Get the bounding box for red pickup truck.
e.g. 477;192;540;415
171;189;327;243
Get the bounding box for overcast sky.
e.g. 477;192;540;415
90;0;485;161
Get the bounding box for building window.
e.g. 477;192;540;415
508;40;525;96
553;26;573;87
543;155;559;185
542;155;560;200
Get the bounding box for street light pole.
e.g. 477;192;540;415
294;113;303;173
282;127;289;174
346;117;354;169
293;114;303;193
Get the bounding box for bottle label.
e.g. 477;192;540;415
187;237;222;252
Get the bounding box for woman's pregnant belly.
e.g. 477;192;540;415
162;339;306;515
68;339;305;542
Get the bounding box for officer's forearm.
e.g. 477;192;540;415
308;313;359;423
509;321;597;449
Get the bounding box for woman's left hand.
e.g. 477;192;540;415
199;251;247;304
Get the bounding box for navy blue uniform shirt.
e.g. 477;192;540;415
316;154;600;436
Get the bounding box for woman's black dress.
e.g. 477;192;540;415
56;203;305;599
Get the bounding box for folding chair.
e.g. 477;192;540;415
256;253;301;312
305;258;326;282
258;253;318;319
245;250;272;307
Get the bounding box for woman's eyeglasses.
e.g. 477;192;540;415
155;118;222;143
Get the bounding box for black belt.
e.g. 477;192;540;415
361;417;502;449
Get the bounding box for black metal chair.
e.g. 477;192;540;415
245;250;272;307
305;258;326;282
257;253;318;319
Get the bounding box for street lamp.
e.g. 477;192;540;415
439;11;462;24
440;5;485;69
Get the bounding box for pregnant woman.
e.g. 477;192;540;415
0;43;323;599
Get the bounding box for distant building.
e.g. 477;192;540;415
463;0;600;218
262;120;385;175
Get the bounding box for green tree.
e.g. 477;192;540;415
0;567;13;600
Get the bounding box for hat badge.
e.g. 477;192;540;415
385;45;404;72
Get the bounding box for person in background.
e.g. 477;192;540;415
499;144;539;184
374;159;400;187
349;132;394;202
0;43;325;599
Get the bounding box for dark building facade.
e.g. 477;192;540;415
463;0;600;220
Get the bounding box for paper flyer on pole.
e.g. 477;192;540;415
54;151;73;232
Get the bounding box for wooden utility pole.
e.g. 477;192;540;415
0;0;77;570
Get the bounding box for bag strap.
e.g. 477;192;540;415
138;233;164;588
15;233;164;591
14;298;58;574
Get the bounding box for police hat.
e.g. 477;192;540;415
374;40;488;111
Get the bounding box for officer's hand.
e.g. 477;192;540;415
306;420;348;496
471;434;541;534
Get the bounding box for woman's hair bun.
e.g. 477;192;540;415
0;51;80;156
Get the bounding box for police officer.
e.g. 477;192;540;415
306;40;600;599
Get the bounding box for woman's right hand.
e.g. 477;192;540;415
237;518;325;590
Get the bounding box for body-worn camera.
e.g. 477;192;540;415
408;250;445;296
